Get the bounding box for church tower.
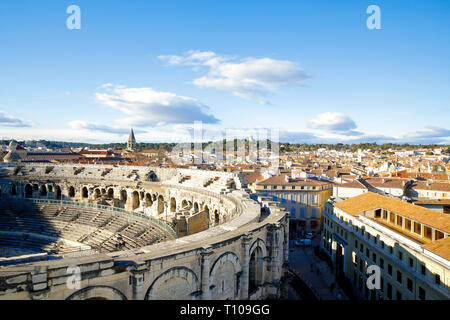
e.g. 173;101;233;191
127;128;136;151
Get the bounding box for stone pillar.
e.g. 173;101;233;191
240;235;252;299
283;216;289;265
269;224;282;283
201;247;213;300
130;267;147;300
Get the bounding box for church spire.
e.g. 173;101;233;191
127;128;136;151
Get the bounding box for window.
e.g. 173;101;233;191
387;283;392;299
397;251;403;261
418;287;426;300
380;258;384;269
414;222;421;235
380;241;385;249
355;239;358;248
388;264;392;276
366;248;369;257
420;264;426;276
396;271;402;284
405;219;411;230
409;258;413;268
396;291;402;300
372;253;376;263
396;215;403;226
360;244;363;252
435;274;441;285
407;278;413;292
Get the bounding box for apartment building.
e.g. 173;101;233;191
254;174;332;232
321;192;450;300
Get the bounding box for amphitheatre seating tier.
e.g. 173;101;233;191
0;201;174;255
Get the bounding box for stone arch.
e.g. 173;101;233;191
120;189;127;202
55;185;62;200
10;184;17;196
68;186;75;198
145;193;153;207
147;170;157;182
209;251;242;299
214;209;219;225
24;184;33;198
47;185;53;193
157;195;164;214
94;188;101;200
66;285;127;300
248;238;267;294
81;186;88;198
39;185;47;197
107;188;114;199
132;191;140;210
145;266;200;300
170;197;176;212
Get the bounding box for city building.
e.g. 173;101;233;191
254;174;332;233
322;192;450;300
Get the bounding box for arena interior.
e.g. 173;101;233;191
0;163;289;300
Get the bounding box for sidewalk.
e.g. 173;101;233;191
288;238;348;300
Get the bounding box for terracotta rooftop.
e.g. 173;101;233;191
257;174;331;186
410;181;450;192
334;192;450;233
422;238;450;261
243;172;265;184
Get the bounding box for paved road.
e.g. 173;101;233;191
288;236;348;300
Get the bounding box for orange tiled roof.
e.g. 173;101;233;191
334;192;450;233
422;238;450;260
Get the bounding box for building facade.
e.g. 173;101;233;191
254;175;332;233
321;192;450;300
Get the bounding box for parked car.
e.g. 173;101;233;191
306;232;313;239
294;240;303;246
302;238;312;246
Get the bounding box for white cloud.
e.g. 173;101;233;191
158;51;309;103
94;84;220;127
0;111;31;127
405;127;450;139
308;112;363;136
69;121;145;135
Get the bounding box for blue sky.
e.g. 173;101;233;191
0;0;449;144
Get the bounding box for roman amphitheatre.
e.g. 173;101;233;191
0;162;289;300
